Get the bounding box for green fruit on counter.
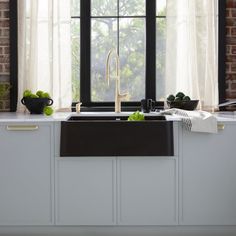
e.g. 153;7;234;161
174;97;182;102
183;96;191;101
30;94;39;98
176;92;185;99
128;111;145;121
36;90;44;98
43;106;54;116
23;90;32;98
42;92;51;99
167;94;175;102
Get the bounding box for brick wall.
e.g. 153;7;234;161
226;0;236;100
0;0;10;111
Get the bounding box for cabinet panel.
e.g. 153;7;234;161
0;124;53;225
182;124;236;225
118;157;177;225
57;157;116;225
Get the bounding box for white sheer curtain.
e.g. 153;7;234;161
165;0;218;110
18;0;72;111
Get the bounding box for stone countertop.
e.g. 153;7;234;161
0;111;236;123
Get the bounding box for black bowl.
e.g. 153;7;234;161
167;100;199;111
21;97;53;114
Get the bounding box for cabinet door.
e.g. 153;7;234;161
182;124;236;225
0;124;53;225
57;157;116;225
118;157;177;225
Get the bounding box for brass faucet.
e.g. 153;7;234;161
105;49;129;113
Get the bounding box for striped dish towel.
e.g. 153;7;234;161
161;109;218;133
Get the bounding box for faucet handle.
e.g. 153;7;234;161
118;92;129;101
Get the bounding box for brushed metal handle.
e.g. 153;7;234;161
217;124;225;131
6;125;39;131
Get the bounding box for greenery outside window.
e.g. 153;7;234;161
71;0;166;110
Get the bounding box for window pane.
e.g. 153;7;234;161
119;0;145;16
156;0;166;16
156;18;166;100
71;19;80;102
119;18;145;101
71;0;80;16
91;19;118;102
91;0;117;16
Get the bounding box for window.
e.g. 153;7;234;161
71;0;167;108
9;0;226;111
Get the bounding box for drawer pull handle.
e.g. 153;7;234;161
6;125;39;131
217;124;225;131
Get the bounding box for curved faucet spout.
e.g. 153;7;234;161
105;49;129;113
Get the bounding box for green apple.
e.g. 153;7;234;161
44;106;54;116
30;94;39;98
42;92;51;99
36;90;44;98
23;90;32;98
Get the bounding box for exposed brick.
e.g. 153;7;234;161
231;82;236;90
226;27;231;36
232;27;236;36
226;91;236;99
0;55;9;63
226;63;231;73
231;64;236;72
3;46;9;54
231;9;236;17
0;2;9;10
226;0;236;8
2;11;9;19
226;18;236;27
232;46;236;54
226;9;231;17
0;20;9;28
3;63;9;73
226;37;236;45
226;74;236;81
226;55;236;62
0;28;9;37
0;38;9;46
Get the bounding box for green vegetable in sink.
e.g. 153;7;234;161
128;111;145;121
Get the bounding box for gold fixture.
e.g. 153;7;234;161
105;49;129;113
6;125;39;131
217;124;225;131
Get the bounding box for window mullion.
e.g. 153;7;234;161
146;0;156;100
80;0;91;103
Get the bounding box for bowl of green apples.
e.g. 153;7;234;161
21;90;54;115
167;92;199;111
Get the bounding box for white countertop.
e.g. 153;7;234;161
0;111;236;123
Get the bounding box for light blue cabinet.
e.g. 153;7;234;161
56;157;116;225
181;123;236;225
117;157;178;225
0;123;53;225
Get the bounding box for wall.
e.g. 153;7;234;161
0;1;235;112
226;0;236;99
0;0;10;111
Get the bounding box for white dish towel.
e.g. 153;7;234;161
161;109;218;134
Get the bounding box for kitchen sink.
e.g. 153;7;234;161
68;115;166;121
60;115;174;157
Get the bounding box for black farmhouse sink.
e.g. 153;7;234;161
60;115;174;157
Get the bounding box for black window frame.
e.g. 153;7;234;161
9;0;18;112
77;0;161;111
9;0;227;112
